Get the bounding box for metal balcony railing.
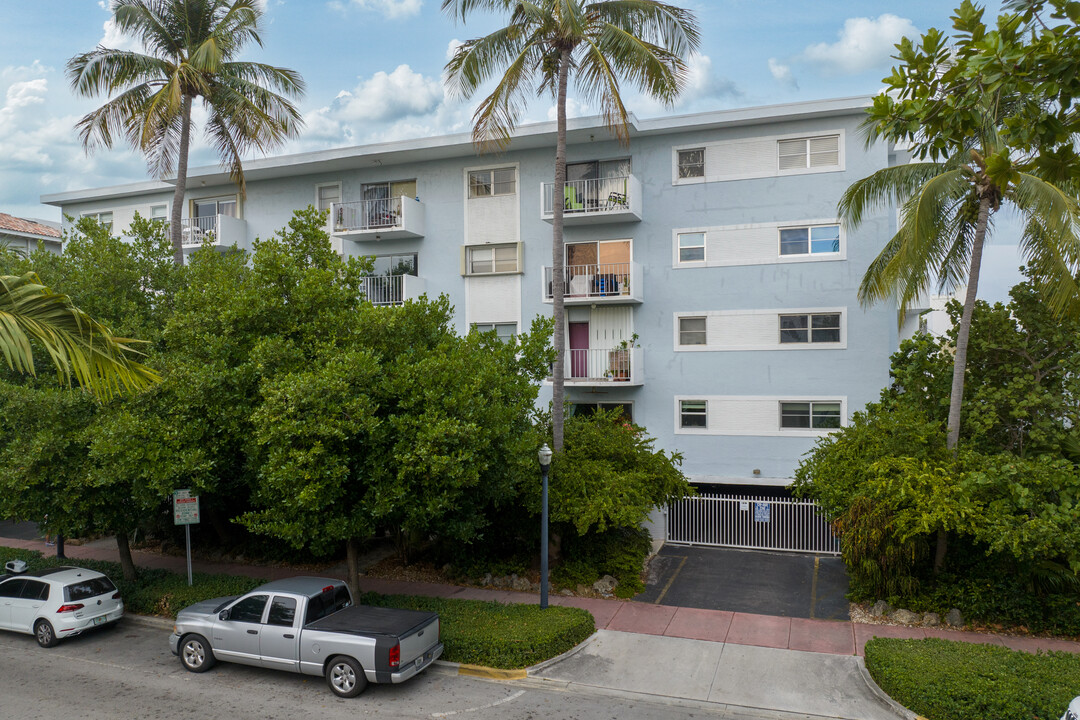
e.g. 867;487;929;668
180;215;219;248
542;176;632;216
544;262;634;300
563;347;635;382
334;197;403;232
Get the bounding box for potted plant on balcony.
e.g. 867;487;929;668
334;206;346;232
608;333;637;382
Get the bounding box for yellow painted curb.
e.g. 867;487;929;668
457;664;527;680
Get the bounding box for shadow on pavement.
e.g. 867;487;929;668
635;544;850;620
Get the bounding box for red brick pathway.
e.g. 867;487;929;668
7;535;1078;657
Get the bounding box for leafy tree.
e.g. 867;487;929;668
442;0;701;451
66;0;305;264
839;3;1080;567
540;409;691;536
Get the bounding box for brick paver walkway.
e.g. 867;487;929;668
6;534;1078;657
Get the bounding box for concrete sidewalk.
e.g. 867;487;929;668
7;533;1080;718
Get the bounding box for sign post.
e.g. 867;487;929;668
173;489;200;586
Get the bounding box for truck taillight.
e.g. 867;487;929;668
389;643;400;668
56;604;84;613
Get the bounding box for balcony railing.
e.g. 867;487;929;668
177;214;246;249
541;175;641;224
554;347;644;386
359;274;426;306
543;262;643;304
332;196;425;240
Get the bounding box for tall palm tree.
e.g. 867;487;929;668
839;101;1080;570
443;0;700;451
67;0;305;265
0;272;160;399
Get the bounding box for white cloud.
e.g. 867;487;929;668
329;65;444;123
547;97;591;122
768;58;798;90
683;53;739;102
446;38;463;62
801;14;918;75
100;17;144;52
335;0;422;19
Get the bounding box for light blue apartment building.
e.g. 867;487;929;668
42;95;898;505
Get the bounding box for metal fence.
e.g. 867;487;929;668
359;275;404;305
666;494;839;555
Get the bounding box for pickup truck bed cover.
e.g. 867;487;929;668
307;605;437;639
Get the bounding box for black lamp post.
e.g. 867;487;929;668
538;443;552;609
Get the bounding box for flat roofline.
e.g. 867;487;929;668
42;95;873;206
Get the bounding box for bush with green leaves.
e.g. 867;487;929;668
554;526;653;598
360;592;594;668
0;546;262;617
865;637;1080;720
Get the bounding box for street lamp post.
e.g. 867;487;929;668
538;443;552;609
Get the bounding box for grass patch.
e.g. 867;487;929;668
865;637;1080;720
360;592;595;669
0;546;263;618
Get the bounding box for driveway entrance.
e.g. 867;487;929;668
634;544;850;620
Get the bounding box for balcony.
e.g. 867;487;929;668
332;197;425;241
552;347;644;387
541;175;642;224
359;274;426;306
178;214;246;249
543;262;643;304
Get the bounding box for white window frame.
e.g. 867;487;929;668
150;204;169;223
676;231;706;264
191;195;239;219
468;167;517;199
673;129;845;185
777;134;841;173
315;181;342;215
779;400;844;432
471;322;517;342
80;211;114;231
676;148;705;180
673;308;846;351
679;399;708;431
678;316;707;346
778;223;841;258
463;242;522;276
778;312;843;345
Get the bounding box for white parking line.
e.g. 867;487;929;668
431;689;526;717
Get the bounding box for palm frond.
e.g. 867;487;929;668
588;0;702;58
838;162;951;229
0;272;160;399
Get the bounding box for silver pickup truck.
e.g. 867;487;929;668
168;577;442;697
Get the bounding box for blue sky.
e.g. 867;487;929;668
0;0;1026;301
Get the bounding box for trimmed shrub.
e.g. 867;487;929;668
865;637;1080;720
360;592;594;668
556;525;653;598
0;546;263;617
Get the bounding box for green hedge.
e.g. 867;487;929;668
0;546;263;617
865;637;1080;720
360;592;595;669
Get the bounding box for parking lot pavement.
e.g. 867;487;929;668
635;544;850;620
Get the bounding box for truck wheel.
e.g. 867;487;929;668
326;656;368;698
180;634;216;673
35;620;59;648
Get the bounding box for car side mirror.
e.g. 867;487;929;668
218;609;230;621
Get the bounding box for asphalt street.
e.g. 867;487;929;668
0;619;789;720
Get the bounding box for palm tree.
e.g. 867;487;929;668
67;0;305;265
443;0;700;451
0;272;160;399
839;101;1080;570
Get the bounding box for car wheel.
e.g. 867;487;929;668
179;634;216;673
35;619;59;648
325;656;367;698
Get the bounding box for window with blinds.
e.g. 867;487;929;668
777;135;840;171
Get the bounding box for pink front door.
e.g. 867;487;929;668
569;322;589;378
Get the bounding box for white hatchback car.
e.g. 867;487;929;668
0;566;124;647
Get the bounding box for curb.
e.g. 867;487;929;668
855;656;928;720
124;613;175;631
